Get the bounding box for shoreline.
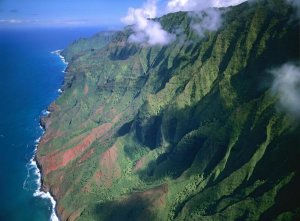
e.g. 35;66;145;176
51;49;68;66
32;50;68;221
22;111;60;221
33;134;59;221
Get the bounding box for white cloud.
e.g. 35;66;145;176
190;8;222;37
271;63;300;117
121;0;175;46
212;0;249;7
121;0;249;44
0;19;23;24
167;0;205;12
167;0;247;13
166;0;247;38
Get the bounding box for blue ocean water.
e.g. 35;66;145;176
0;27;101;221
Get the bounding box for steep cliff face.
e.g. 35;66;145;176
37;0;300;220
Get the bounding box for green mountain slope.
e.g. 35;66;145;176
37;0;300;220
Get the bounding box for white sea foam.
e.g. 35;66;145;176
51;49;62;55
42;110;50;116
51;49;68;99
62;66;68;73
35;137;41;143
31;141;59;220
59;55;68;65
51;49;68;66
23;118;60;221
32;157;59;221
23;134;59;221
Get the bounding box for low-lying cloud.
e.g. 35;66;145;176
190;8;222;37
271;63;300;117
122;0;248;45
167;0;247;38
167;0;248;12
121;0;175;46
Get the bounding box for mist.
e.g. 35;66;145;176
121;0;175;46
271;63;300;117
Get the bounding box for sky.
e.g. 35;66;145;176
0;0;163;28
0;0;249;28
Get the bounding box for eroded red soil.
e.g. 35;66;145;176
41;122;113;174
68;209;84;221
79;148;95;164
94;144;121;187
134;156;146;171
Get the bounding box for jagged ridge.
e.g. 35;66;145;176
37;0;300;220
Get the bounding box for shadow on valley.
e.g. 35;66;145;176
92;192;159;221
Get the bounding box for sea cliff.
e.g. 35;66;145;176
37;1;300;220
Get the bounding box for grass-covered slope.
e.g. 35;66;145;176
37;0;300;220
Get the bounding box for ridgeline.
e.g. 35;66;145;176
37;0;300;220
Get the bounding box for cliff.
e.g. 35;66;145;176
37;0;300;220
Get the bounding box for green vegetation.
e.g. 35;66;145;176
37;0;300;220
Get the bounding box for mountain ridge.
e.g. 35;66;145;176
37;0;300;220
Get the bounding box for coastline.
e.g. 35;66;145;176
33;135;59;221
51;49;68;66
23;110;60;221
33;50;68;221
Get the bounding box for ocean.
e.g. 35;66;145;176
0;27;101;221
